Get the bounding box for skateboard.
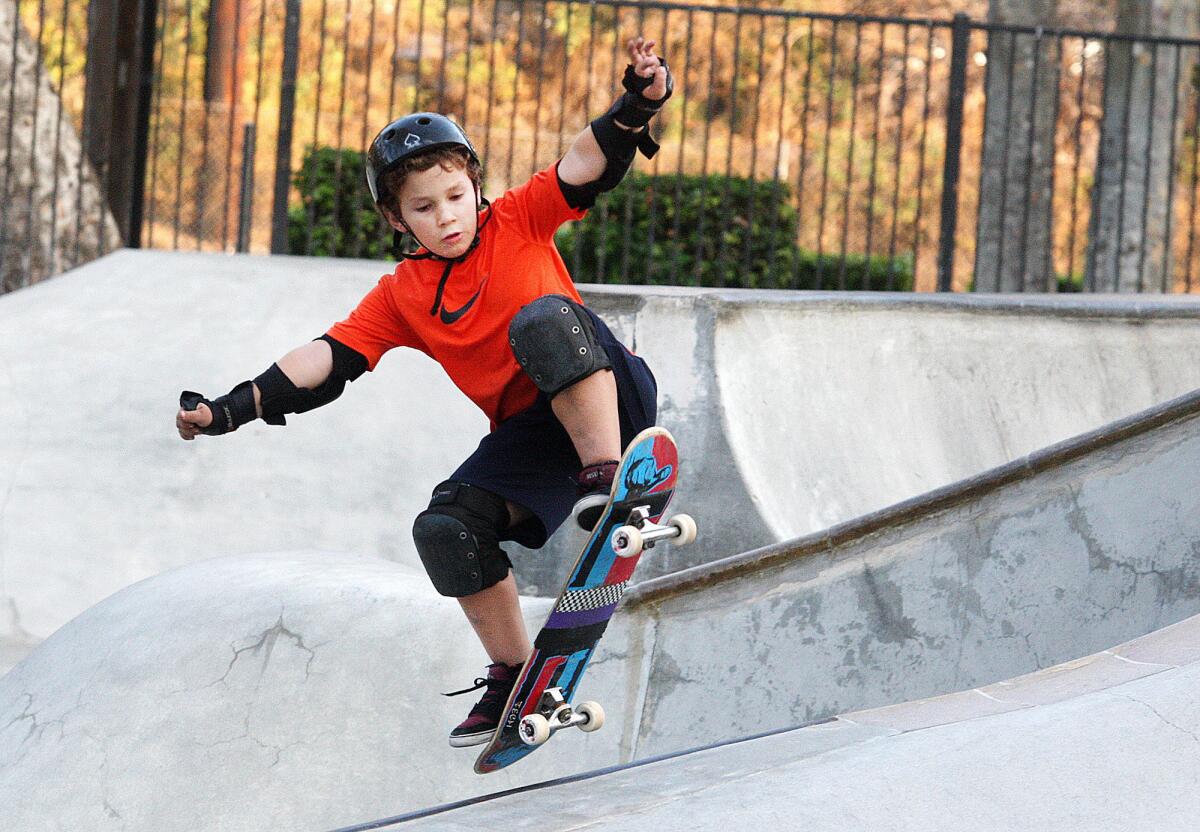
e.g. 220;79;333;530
473;426;696;774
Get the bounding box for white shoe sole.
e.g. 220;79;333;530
448;729;493;748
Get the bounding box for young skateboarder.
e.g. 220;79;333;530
176;37;672;747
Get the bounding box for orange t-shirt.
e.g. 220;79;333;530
327;162;588;429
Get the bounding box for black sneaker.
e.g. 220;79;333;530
445;662;522;748
572;460;619;532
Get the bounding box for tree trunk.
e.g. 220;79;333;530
1086;0;1199;292
0;0;122;293
974;0;1059;292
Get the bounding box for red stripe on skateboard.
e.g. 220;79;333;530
650;435;678;494
520;655;567;719
605;551;640;584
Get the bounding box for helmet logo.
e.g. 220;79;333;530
403;132;422;148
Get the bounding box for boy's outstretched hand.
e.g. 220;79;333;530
176;401;213;440
628;37;669;102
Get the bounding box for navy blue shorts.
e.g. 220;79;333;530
449;306;657;549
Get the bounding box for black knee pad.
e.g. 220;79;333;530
412;481;511;597
508;295;613;397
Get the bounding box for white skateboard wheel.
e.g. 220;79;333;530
519;713;551;746
576;701;605;733
668;514;697;546
611;525;643;558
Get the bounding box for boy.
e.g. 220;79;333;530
176;37;672;747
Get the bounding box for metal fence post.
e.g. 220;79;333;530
129;0;159;249
270;0;301;254
937;13;971;292
237;122;257;253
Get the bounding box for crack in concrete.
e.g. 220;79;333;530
1114;693;1200;744
203;613;320;692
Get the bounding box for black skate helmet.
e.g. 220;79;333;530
365;112;480;208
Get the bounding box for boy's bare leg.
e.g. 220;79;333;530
455;500;536;666
552;369;622;465
457;573;531;665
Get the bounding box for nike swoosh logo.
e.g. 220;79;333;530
438;276;488;325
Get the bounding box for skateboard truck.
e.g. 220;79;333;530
611;506;698;558
518;687;606;747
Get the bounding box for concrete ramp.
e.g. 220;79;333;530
359;614;1200;831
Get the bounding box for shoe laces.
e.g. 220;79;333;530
442;664;516;711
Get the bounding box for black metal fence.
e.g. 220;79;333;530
5;0;1200;294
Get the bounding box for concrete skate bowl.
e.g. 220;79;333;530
5;249;1200;672
4;386;1198;832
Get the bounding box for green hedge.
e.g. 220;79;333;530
287;147;913;291
555;172;913;291
287;146;392;259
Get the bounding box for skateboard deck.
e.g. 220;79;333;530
474;426;680;774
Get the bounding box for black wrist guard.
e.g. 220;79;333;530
603;59;673;157
180;381;257;436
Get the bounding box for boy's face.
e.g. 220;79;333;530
386;161;478;260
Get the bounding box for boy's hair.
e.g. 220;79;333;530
379;146;483;218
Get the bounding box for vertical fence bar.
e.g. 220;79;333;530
790;17;815;288
885;23;911;290
506;1;526;187
47;0;73;264
1136;44;1159;292
146;0;171;247
270;0;301;254
72;2;95;267
816;19;839;288
1112;38;1136;290
464;0;477;130
437;0;450;111
237;121;256;252
305;0;329;256
1066;37;1088;285
669;8;694;285
837;21;863;289
624;2;643;285
0;0;24;285
1017;28;1045;291
911;22;934;286
936;12;970;292
413;0;427;110
532;1;548;172
1040;35;1062;291
991;30;1019;288
1084;37;1114;292
174;0;194;248
330;0;351;257
218;0;243;251
1163;44;1182;290
691;11;718;285
766;15;789;284
864;23;885;269
23;0;45;283
196;4;214;250
1187;75;1200;291
741;13;766;283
